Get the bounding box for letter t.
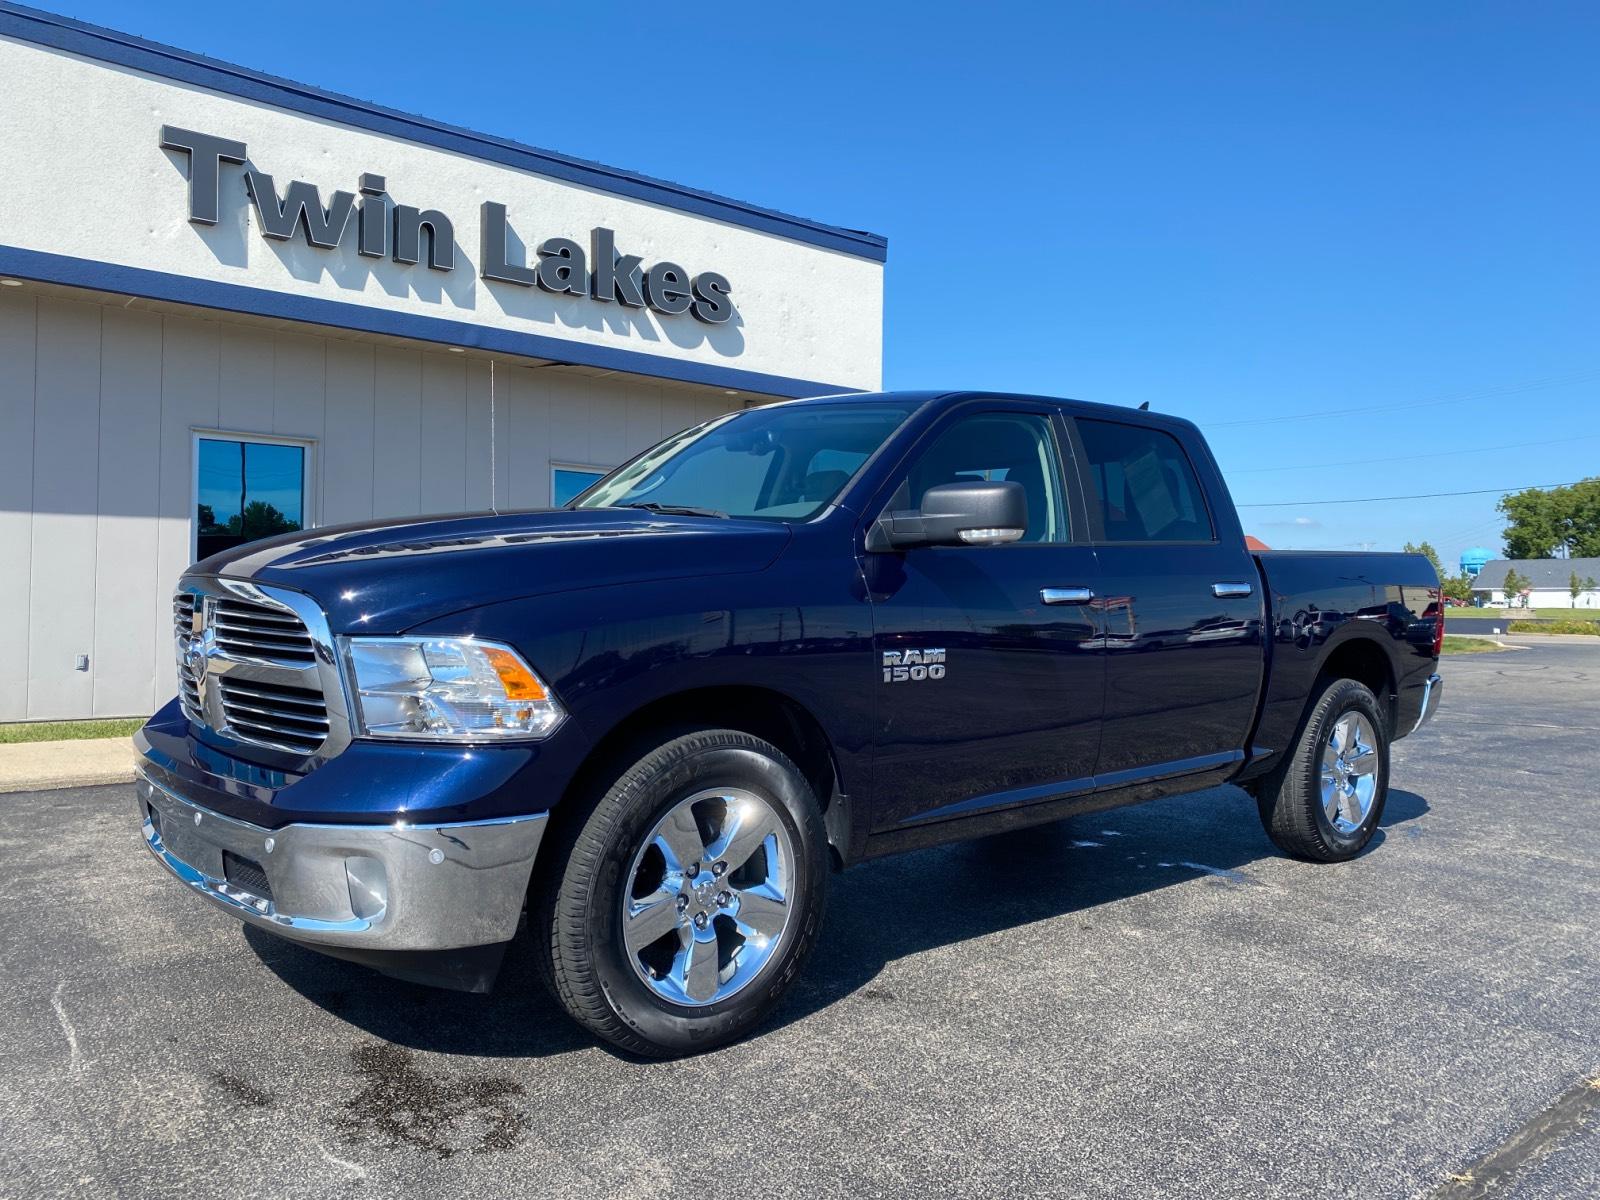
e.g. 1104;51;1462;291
160;127;248;226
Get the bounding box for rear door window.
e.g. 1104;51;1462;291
1076;419;1213;543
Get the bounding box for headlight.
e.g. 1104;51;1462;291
343;637;566;741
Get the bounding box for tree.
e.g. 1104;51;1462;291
1573;571;1584;605
1498;477;1600;559
1585;576;1599;610
1402;540;1445;578
228;500;299;539
1501;566;1530;608
1441;572;1473;604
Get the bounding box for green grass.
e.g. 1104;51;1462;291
1441;635;1504;654
1455;607;1600;620
0;718;146;744
1507;619;1600;635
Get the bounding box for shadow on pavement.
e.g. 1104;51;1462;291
244;922;596;1059
768;786;1430;1032
246;786;1429;1057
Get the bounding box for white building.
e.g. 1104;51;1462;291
1469;558;1600;608
0;7;885;722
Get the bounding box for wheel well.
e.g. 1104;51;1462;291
564;686;842;817
1317;637;1396;730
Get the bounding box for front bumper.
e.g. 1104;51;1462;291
135;767;547;955
1411;672;1444;734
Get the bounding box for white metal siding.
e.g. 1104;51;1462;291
0;289;738;721
0;289;37;721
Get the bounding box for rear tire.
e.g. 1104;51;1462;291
533;729;828;1057
1255;677;1389;862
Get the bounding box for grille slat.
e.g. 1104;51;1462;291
219;699;330;731
212;632;316;655
223;724;324;754
212;598;317;664
212;619;308;637
215;607;302;625
216;682;327;712
216;676;329;753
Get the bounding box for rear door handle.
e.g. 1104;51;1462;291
1212;581;1254;599
1041;587;1095;605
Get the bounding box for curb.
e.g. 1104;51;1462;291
0;738;137;794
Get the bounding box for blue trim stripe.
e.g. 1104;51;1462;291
0;246;857;399
0;3;887;263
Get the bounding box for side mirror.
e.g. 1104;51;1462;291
867;480;1028;551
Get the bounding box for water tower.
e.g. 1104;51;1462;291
1461;547;1493;579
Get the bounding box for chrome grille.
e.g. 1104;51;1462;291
170;578;347;762
173;592;203;723
212;596;317;664
216;676;329;754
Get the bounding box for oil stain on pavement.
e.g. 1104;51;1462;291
333;1043;528;1159
209;1071;275;1109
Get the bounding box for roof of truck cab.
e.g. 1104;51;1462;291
777;389;1174;423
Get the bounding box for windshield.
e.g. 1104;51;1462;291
572;401;920;521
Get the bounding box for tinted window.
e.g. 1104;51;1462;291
901;412;1069;543
1076;419;1212;542
196;437;305;561
576;401;918;521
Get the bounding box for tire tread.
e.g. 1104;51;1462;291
1255;677;1388;863
532;728;820;1056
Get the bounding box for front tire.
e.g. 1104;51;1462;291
1255;677;1390;862
534;729;828;1057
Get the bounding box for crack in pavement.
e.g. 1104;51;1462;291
1428;1072;1600;1199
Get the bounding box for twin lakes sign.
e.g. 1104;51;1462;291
159;126;736;324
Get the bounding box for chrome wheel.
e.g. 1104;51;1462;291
1320;711;1379;835
621;787;796;1007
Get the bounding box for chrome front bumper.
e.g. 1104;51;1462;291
1411;672;1444;735
135;768;547;952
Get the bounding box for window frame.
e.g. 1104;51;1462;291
550;461;614;508
190;428;318;562
1061;415;1220;547
862;399;1088;548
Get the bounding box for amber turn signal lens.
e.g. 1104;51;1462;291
483;645;548;700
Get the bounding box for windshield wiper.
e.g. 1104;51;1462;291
617;502;730;519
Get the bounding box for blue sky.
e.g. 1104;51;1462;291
54;1;1599;566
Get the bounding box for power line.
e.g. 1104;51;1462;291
1225;432;1600;475
1206;368;1600;429
1435;514;1507;545
1236;480;1589;508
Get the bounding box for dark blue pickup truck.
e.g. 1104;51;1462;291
136;390;1443;1055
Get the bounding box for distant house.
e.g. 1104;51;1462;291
1469;558;1600;608
1244;535;1271;552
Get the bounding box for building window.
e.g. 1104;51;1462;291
552;464;610;507
195;434;310;561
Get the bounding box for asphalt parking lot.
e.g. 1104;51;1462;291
2;642;1596;1199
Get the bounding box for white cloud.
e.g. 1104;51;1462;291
1260;515;1322;530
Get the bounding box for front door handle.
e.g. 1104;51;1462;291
1212;581;1254;599
1041;586;1095;605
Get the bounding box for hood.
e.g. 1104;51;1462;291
196;508;792;633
